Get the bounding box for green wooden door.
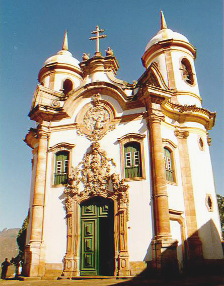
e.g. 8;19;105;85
80;197;114;276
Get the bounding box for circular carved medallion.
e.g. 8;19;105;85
76;94;116;141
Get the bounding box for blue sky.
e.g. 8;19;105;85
1;0;223;230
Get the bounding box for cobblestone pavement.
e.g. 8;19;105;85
1;275;224;286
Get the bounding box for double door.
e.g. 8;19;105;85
80;197;115;276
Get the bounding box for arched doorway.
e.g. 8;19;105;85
80;197;115;276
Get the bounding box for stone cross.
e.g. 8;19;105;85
89;25;107;56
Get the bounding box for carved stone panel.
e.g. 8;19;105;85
76;94;116;141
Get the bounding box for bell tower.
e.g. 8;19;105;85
142;11;202;107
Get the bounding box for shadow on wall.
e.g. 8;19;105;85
110;219;224;286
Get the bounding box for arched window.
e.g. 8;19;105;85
124;142;142;179
181;58;194;85
164;147;174;182
63;79;73;95
54;151;69;185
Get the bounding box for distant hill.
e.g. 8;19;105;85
0;228;20;264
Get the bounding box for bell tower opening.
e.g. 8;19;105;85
63;78;73;95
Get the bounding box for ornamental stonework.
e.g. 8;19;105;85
76;94;116;141
64;141;129;207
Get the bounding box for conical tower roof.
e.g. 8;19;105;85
43;31;80;68
144;11;189;52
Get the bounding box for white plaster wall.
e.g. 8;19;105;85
43;113;153;263
154;53;169;86
42;76;50;88
187;131;223;259
43;186;67;263
161;123;185;212
170;220;184;271
101;120;153;261
90;71;109;83
53;72;82;91
171;50;201;107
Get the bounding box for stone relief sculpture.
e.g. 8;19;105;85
76;94;116;141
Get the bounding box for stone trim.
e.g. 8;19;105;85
163;101;216;130
118;133;146;181
174;128;203;260
24;124;50;277
48;142;75;187
62;142;130;277
76;94;116;141
165;50;176;90
162;139;177;184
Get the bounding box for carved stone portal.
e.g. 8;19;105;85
63;142;130;277
76;94;116;141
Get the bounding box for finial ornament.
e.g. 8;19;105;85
161;11;167;30
82;53;90;61
62;30;68;50
89;25;107;56
106;47;113;56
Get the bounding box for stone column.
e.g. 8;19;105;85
24;124;49;277
174;129;203;261
146;99;177;272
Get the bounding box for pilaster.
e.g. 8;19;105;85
63;199;79;277
145;98;178;273
174;129;203;261
24;124;49;277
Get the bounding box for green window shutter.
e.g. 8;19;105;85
54;151;69;185
164;148;174;182
124;143;142;178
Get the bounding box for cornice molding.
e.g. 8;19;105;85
162;101;216;130
117;133;146;143
38;63;83;83
162;138;177;149
48;142;75;153
142;39;196;68
138;62;169;91
24;128;38;149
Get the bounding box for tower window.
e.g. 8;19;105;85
181;58;194;85
205;194;213;212
63;79;73;95
164;147;174;182
124;142;142;179
54;151;69;185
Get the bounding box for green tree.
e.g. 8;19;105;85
217;194;224;238
17;215;28;254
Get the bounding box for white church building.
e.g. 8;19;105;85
23;13;223;277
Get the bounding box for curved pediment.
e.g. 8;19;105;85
138;62;169;90
63;81;145;118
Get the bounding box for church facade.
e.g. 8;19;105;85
23;13;223;277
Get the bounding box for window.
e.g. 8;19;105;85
124;142;142;179
54;151;69;185
118;133;146;181
205;194;213;212
181;58;194;85
164;147;174;182
63;79;73;95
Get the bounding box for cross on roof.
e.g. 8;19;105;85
89;25;107;56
